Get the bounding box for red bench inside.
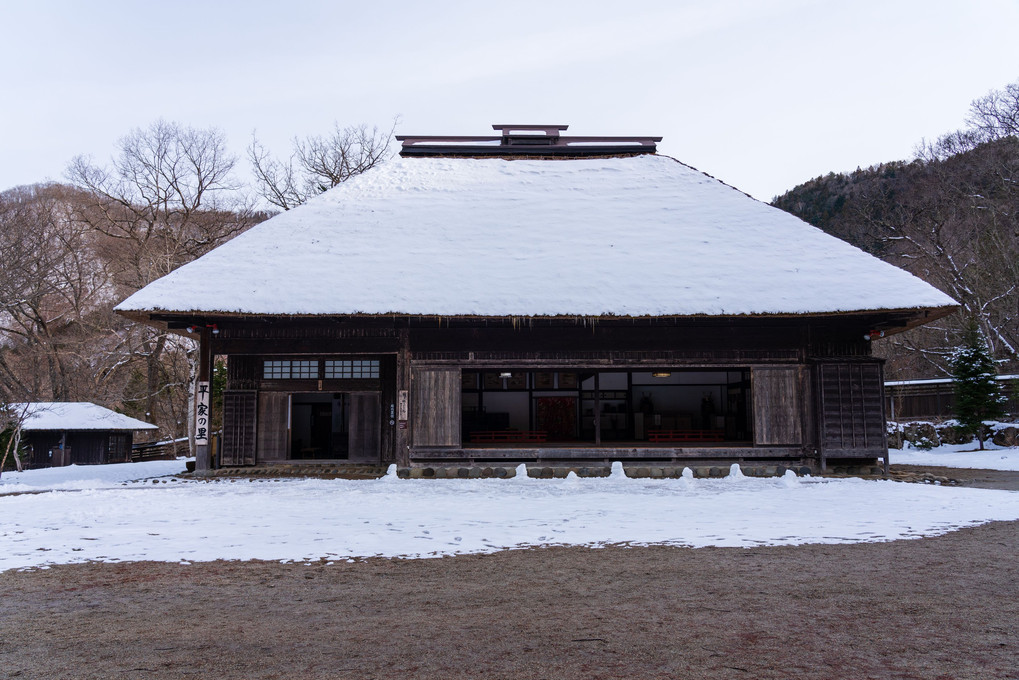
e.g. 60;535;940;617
469;430;548;444
648;429;725;443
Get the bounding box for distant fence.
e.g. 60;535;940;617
131;437;189;462
131;433;221;464
885;375;1019;422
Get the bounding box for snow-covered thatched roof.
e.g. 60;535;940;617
115;154;957;320
16;403;158;432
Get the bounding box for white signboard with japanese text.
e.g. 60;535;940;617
398;390;409;421
195;381;211;445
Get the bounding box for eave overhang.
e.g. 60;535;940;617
116;303;959;338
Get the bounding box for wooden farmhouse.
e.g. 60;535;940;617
115;125;958;473
16;402;158;469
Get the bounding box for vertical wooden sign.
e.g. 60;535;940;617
195;380;211;445
397;390;409;421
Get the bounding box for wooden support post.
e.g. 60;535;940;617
594;372;601;446
395;328;411;467
195;326;213;473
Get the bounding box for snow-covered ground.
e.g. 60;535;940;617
0;459;188;492
892;443;1019;471
2;459;1018;572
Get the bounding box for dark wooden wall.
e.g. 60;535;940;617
23;431;133;469
349;393;382;461
221;391;257;465
411;368;461;448
886;379;1018;421
817;361;886;458
752;367;804;446
257;392;290;462
202;315;897;466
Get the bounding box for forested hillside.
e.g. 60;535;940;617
774;80;1019;380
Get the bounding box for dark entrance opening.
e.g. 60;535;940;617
291;393;348;460
289;392;382;462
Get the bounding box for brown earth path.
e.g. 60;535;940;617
889;463;1019;490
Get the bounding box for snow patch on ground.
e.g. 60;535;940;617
2;459;1017;572
892;445;1019;471
0;459;189;492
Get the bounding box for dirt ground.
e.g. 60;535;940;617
2;467;1017;680
887;463;1019;491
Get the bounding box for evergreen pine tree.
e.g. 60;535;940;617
951;319;1005;450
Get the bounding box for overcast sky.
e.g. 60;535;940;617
3;0;1018;201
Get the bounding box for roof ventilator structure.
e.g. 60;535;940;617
397;124;662;158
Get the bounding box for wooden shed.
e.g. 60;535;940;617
115;125;958;472
16;402;158;469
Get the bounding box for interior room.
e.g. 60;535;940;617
461;369;752;445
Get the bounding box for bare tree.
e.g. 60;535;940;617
919;78;1019;161
68;120;256;289
0;184;113;403
248;120;396;210
66;120;262;437
864;136;1019;377
967;79;1019;141
0;401;33;476
779;79;1019;379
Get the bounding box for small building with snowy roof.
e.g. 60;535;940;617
115;125;958;473
15;402;158;469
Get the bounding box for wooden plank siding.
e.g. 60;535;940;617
22;431;133;469
349;393;382;461
752;367;804;446
817;362;886;458
221;391;257;465
257;392;290;462
411;367;461;448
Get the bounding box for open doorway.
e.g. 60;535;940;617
291;393;348;459
288;392;381;462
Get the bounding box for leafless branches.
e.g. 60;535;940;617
918;78;1019;161
248;120;396;210
67;120;258;291
0;184;112;402
63;120;264;439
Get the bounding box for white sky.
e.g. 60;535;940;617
2;0;1018;201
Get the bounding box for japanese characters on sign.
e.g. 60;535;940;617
195;380;210;445
398;390;409;421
